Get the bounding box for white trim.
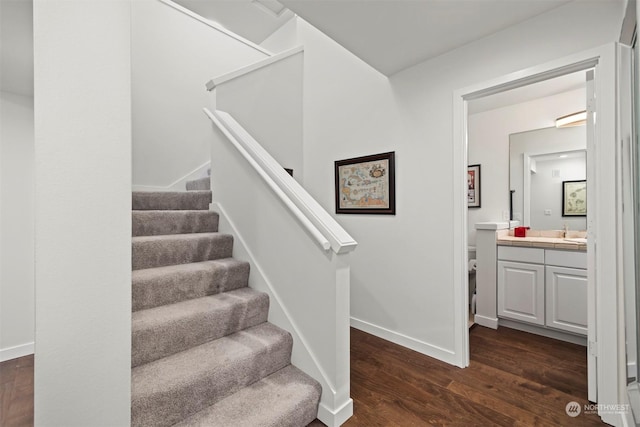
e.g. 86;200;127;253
453;44;622;423
206;46;303;91
205;108;358;254
350;317;457;365
498;318;587;346
317;398;354;427
473;314;498;329
131;161;210;192
158;0;272;57
0;342;34;362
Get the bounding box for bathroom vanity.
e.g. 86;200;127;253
474;222;588;343
497;245;587;336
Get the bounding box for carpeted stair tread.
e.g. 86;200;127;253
132;191;211;210
173;365;321;427
132;233;233;270
132;258;250;311
131;322;293;427
132;210;219;236
132;288;269;367
186;177;211;191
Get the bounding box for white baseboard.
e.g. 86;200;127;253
1;342;34;362
132;161;210;192
498;318;587;346
474;314;498;329
318;398;353;427
350;317;457;366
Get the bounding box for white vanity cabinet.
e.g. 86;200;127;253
497;245;587;336
545;250;588;335
497;247;545;325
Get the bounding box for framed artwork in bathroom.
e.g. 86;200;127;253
467;164;481;208
562;180;587;216
335;151;396;215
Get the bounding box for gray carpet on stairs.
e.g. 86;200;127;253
132;258;250;311
131;183;321;427
133;191;211;210
174;365;322;427
132;288;269;367
132;210;218;236
185;176;211;191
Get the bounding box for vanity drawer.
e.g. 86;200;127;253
545;249;587;269
497;246;544;264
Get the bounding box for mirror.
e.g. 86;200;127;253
509;126;586;230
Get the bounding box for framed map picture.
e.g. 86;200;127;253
335;152;396;215
562;180;587;216
468;164;481;208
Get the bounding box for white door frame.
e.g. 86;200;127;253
452;43;623;425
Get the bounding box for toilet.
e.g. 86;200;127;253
468;246;477;314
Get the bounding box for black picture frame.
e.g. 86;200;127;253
335;151;396;215
468;164;481;208
562;179;587;217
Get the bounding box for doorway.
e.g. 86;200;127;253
452;44;624;426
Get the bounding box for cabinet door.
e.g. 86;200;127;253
545;266;587;335
497;261;545;325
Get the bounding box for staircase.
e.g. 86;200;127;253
131;177;322;427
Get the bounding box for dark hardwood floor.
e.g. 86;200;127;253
342;325;605;426
1;326;604;427
0;354;33;427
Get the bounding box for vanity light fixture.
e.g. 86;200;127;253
555;110;587;128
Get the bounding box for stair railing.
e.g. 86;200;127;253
204;46;356;426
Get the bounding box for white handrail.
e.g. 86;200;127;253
204;109;331;252
204;108;358;254
159;0;273;57
206;46;304;91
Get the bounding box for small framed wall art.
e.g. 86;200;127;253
562;180;587;216
467;164;481;208
335;151;396;215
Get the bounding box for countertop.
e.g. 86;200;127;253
497;235;587;251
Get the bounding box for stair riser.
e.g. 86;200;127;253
132;235;233;270
132;211;219;236
185;177;211;191
132;260;250;311
132;191;211;210
132;292;269;367
132;330;293;427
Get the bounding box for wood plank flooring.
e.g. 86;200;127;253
341;325;605;426
0;354;33;427
1;326;605;426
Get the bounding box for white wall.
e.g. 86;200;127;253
467;89;585;246
530;155;587;230
0;91;35;361
132;0;269;188
262;1;622;360
33;1;131;425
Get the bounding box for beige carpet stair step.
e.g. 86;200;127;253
131;322;293;427
132;232;233;270
132;190;211;211
185;176;211;191
174;365;322;427
132;288;269;367
132;210;218;236
132;258;250;312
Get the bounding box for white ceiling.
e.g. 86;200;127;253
0;0;34;97
279;0;571;76
173;0;295;44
